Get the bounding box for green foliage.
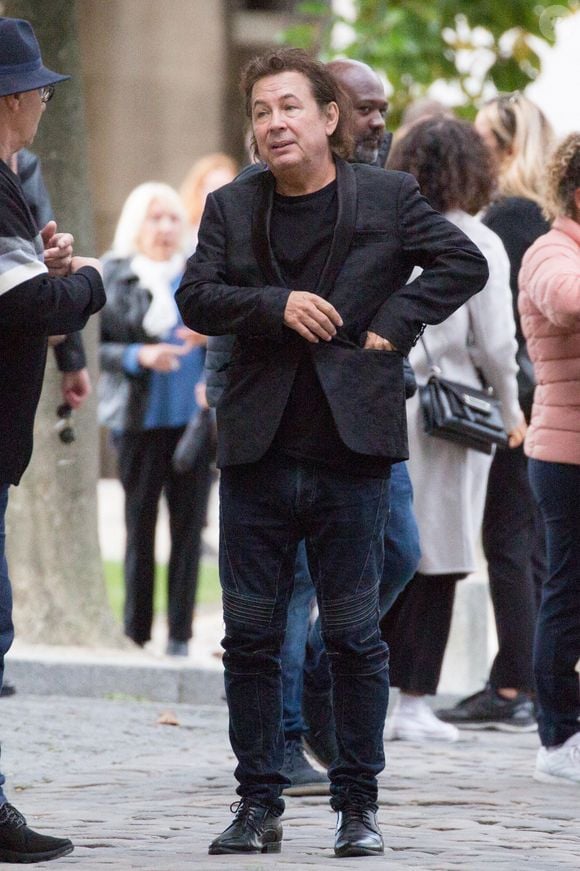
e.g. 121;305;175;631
281;0;578;125
103;560;221;621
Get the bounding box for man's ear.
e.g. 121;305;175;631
325;101;339;136
2;93;22;113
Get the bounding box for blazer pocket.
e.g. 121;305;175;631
313;343;408;460
351;230;391;246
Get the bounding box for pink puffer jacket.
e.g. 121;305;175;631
518;216;580;465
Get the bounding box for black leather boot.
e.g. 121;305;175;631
208;799;283;855
334;804;384;858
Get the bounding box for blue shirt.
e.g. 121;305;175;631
122;292;204;430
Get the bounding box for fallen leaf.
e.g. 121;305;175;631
157;710;179;726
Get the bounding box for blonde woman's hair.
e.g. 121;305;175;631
111;182;188;259
542;132;580;222
180;153;238;227
477;93;555;205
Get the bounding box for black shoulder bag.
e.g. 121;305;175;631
418;335;508;455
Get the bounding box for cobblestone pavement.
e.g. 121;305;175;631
0;695;578;870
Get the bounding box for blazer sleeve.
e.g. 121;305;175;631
53;331;87;372
176;193;291;338
368;175;489;355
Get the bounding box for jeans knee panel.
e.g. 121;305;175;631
222;588;276;627
320;583;379;632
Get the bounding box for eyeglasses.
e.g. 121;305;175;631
40;84;55;104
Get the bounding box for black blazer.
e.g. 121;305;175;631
176;159;488;467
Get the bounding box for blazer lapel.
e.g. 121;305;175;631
250;158;358;296
251;170;285;286
315;158;357;299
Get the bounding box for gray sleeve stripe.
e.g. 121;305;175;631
0;233;47;296
0;260;48;296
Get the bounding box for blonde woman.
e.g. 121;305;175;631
99;183;210;656
438;95;556;732
519;133;580;785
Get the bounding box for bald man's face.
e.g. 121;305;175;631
334;65;388;164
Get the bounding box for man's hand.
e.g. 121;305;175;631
363;331;397;351
41;221;74;276
71;255;103;276
137;343;188;372
61;368;92;409
284;291;343;343
508;412;528;449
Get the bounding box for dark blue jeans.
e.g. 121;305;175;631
528;458;580;748
0;483;15;805
281;540;313;736
283;461;420;713
219;453;390;810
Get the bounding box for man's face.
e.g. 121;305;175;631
250;71;338;184
15;88;45;148
335;66;388;164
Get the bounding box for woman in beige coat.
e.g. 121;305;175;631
382;116;524;742
518;133;580;786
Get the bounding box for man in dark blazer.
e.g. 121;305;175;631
176;47;488;859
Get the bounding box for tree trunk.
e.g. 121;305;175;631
3;0;122;645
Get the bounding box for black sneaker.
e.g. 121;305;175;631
208;799;283;854
436;685;537;732
281;738;329;796
0;681;16;698
302;687;339;769
0;802;74;863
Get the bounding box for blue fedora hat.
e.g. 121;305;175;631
0;17;70;98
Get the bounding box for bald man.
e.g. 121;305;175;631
326;59;390;165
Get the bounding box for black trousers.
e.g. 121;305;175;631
482;445;546;693
381;572;465;695
117;426;213;645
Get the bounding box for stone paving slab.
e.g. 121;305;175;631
1;695;578;870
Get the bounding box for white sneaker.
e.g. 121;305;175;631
385;695;459;743
534;732;580;785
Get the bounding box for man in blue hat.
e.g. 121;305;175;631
0;16;106;863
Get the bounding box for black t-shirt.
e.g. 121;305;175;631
270;180;391;478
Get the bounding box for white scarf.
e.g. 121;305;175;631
131;253;184;338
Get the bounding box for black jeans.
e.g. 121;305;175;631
528;458;580;747
219;453;390;810
295;461;421;707
482;446;546;692
117;427;213;644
